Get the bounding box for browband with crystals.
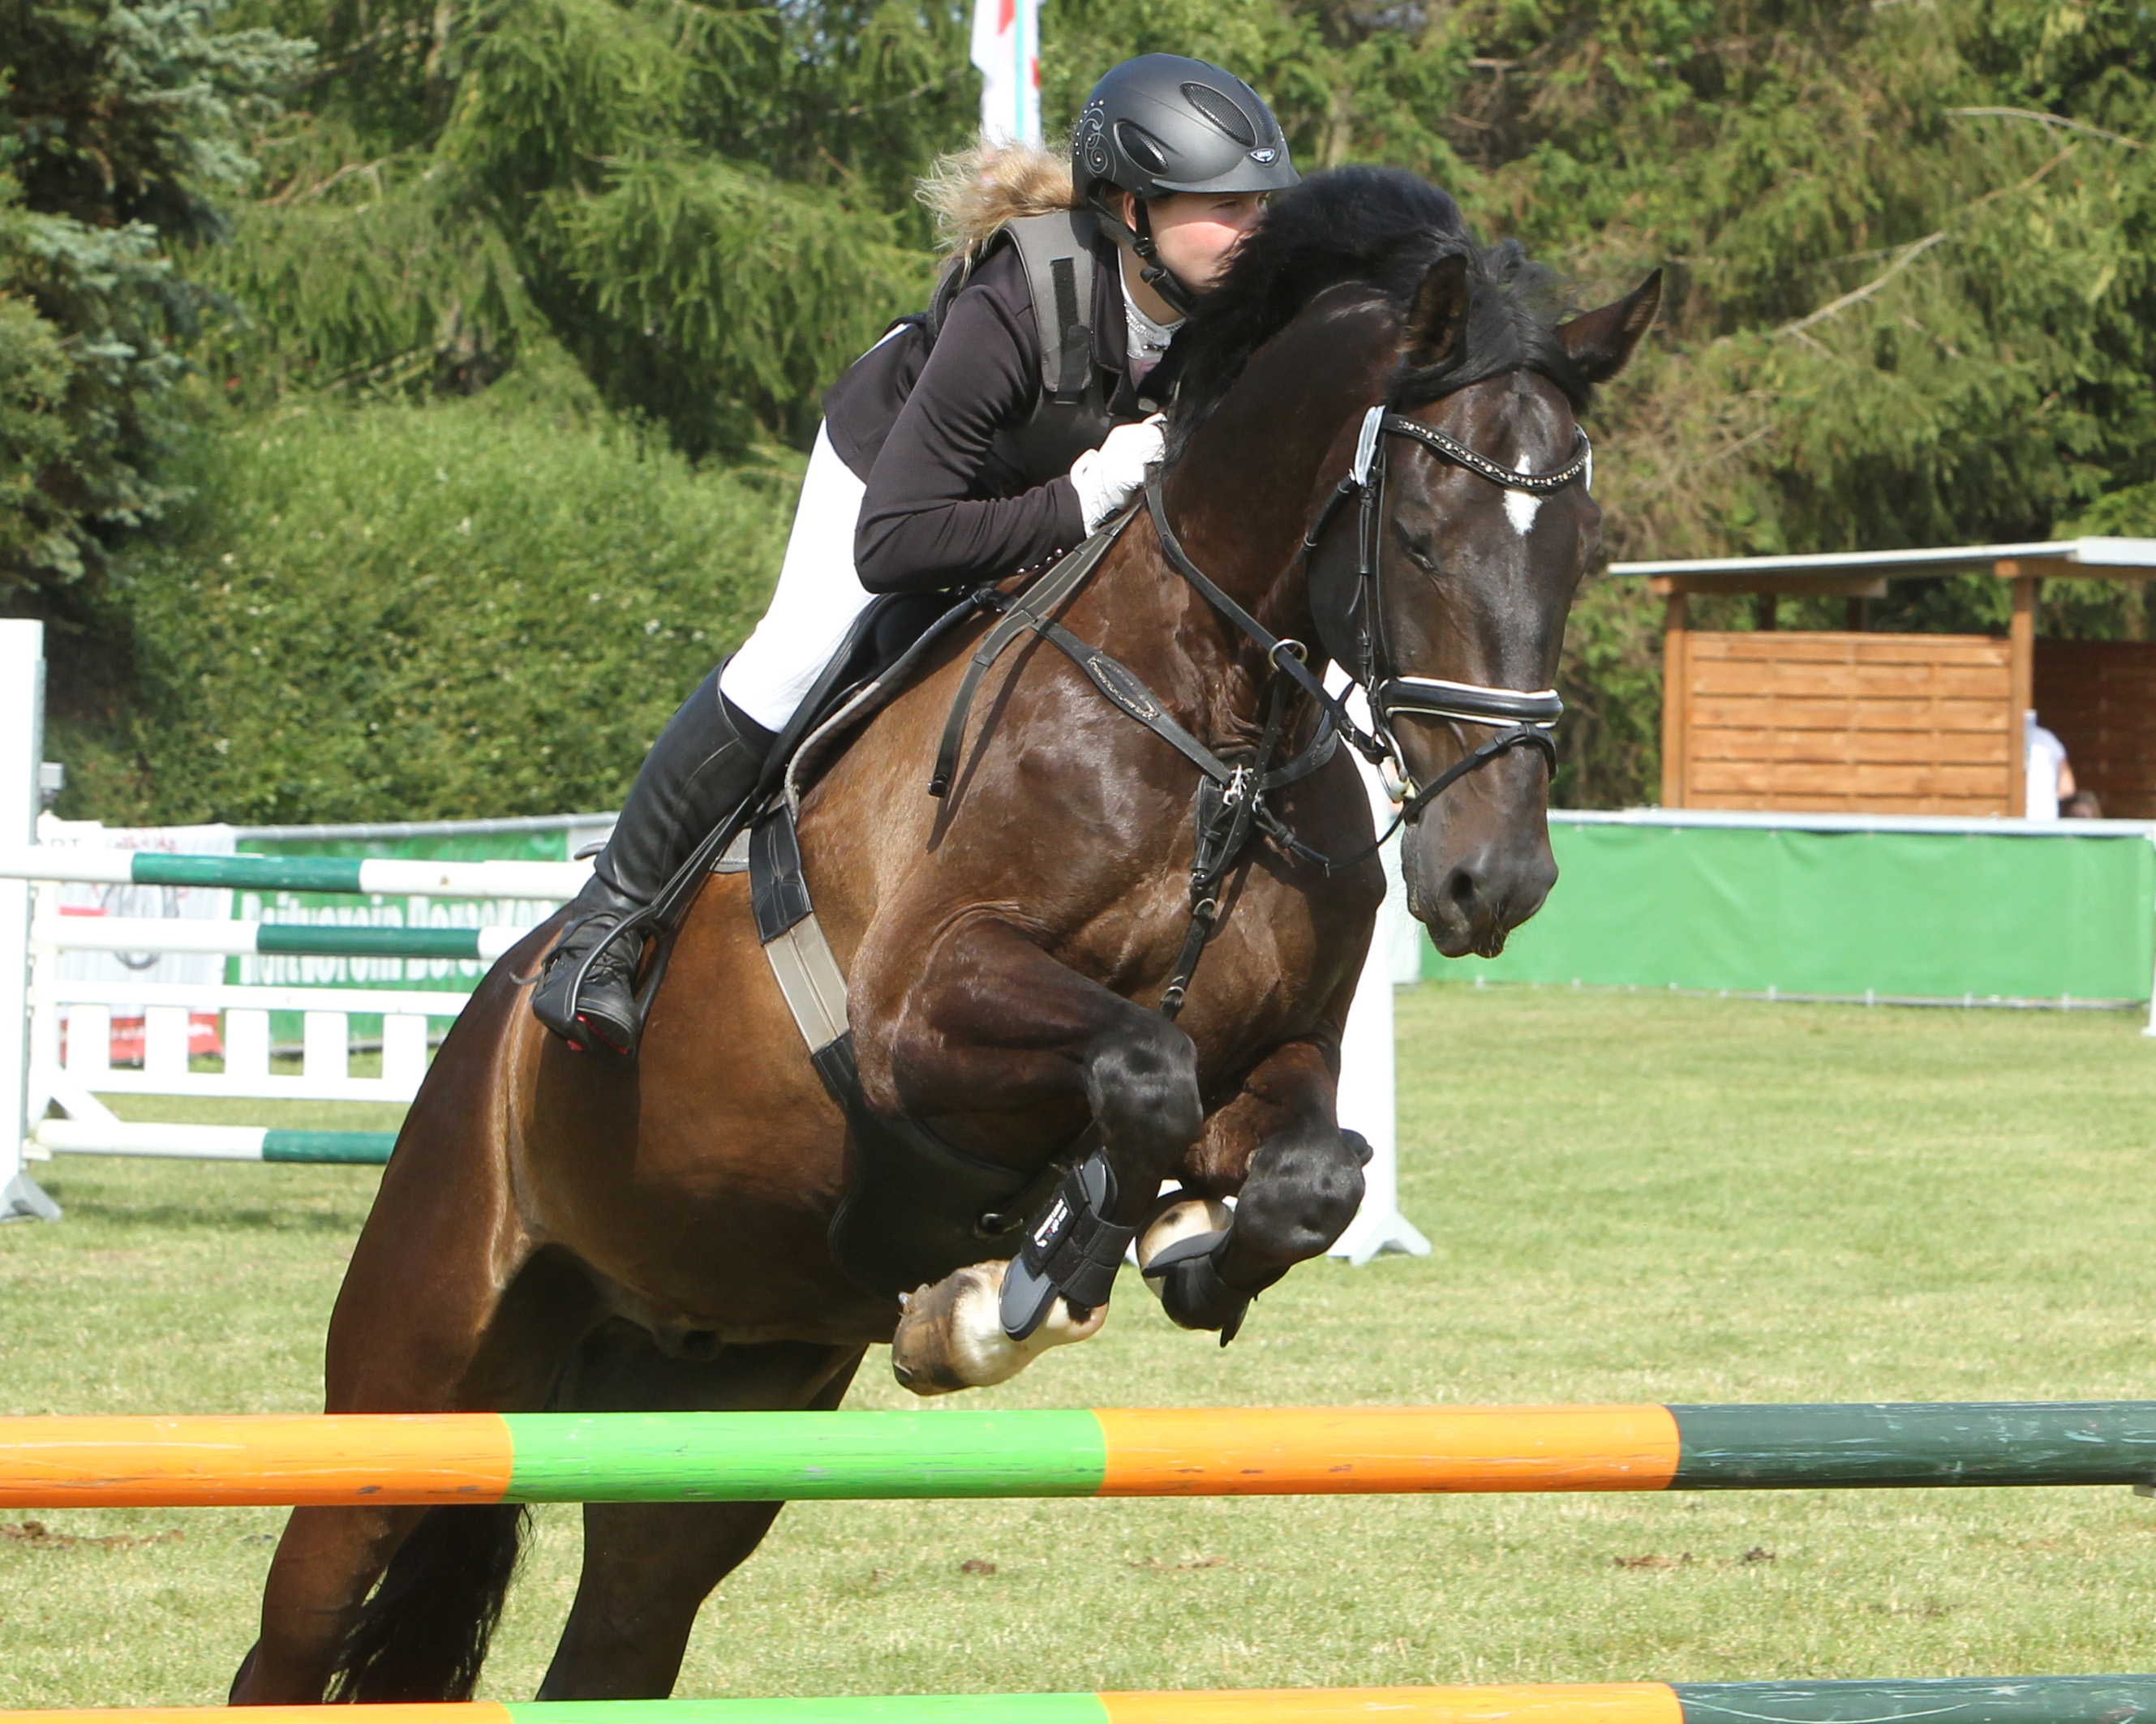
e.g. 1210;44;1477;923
1373;406;1593;495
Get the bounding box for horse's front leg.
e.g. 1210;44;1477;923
859;913;1204;1395
1138;1036;1368;1340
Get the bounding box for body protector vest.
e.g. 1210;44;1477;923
822;208;1131;487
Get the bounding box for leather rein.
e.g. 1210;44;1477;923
929;389;1590;1016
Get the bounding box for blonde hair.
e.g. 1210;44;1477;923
917;139;1080;265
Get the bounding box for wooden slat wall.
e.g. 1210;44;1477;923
1675;632;2013;814
2034;639;2156;819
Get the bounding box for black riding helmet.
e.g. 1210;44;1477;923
1073;54;1299;313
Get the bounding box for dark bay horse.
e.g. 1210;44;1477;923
231;167;1658;1707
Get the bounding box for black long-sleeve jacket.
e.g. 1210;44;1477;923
821;232;1179;594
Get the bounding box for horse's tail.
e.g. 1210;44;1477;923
325;1504;529;1701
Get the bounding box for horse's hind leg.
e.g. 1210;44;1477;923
537;1325;863;1700
232;996;599;1707
234;1242;595;1704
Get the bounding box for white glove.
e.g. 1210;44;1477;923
1069;414;1166;534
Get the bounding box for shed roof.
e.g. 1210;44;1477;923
1612;538;2156;596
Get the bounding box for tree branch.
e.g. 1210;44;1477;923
1773;141;2080;341
1948;106;2143;149
1775;229;1946;337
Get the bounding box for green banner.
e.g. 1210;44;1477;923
1427;821;2156;1003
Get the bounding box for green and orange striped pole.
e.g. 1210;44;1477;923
0;1677;2152;1724
0;1404;2152;1507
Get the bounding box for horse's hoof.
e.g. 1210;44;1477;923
1136;1191;1234;1285
1136;1189;1252;1340
890;1260;1106;1396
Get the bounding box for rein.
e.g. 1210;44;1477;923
928;388;1587;1014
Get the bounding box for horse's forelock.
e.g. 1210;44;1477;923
1166;168;1589;458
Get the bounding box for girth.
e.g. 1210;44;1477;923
748;802;1060;1297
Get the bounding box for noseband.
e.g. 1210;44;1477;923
1148;393;1589;833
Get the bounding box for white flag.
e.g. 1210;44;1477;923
970;0;1040;146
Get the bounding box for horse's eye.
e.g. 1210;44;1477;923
1396;530;1443;577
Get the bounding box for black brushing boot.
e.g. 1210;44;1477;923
531;665;776;1063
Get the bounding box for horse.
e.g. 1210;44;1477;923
230;165;1658;1708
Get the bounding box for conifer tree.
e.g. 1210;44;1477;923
0;1;308;591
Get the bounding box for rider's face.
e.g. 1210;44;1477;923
1121;190;1266;294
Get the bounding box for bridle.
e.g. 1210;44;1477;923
928;377;1593;1017
1148;390;1590;841
1303;402;1584;813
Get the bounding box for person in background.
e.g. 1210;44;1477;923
2062;788;2103;818
2024;710;2074;820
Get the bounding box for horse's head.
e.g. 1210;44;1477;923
1164;167;1660;958
1307;251;1660;958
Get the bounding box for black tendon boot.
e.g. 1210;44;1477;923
531;666;776;1063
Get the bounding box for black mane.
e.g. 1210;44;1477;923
1166;166;1589;453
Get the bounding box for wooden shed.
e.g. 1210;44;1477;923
1608;539;2156;818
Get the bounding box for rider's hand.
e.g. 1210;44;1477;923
1069;414;1166;534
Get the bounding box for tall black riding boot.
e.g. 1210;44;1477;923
531;664;776;1064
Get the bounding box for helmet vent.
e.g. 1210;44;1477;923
1115;121;1170;175
1179;81;1259;147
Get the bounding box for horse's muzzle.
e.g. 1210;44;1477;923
1403;822;1558;960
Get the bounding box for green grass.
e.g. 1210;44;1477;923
2;989;2154;1705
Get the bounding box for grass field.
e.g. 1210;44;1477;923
1;986;2153;1706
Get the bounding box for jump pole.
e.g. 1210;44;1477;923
0;1676;2152;1724
2;1402;2153;1507
0;849;589;898
28;1121;395;1162
33;917;539;962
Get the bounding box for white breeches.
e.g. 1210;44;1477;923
718;421;875;733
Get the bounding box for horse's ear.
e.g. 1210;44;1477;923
1401;254;1471;369
1557;268;1663;383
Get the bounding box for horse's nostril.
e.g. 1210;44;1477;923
1446;868;1477;909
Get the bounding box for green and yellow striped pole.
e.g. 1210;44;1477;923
0;1676;2151;1724
1;1404;2152;1507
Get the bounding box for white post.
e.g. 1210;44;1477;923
1328;688;1429;1265
1;621;58;1221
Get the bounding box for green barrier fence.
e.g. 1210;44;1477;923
1424;814;2156;1005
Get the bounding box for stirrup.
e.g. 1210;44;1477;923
536;914;655;1066
536;786;771;1064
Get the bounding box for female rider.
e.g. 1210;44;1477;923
534;54;1299;1061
